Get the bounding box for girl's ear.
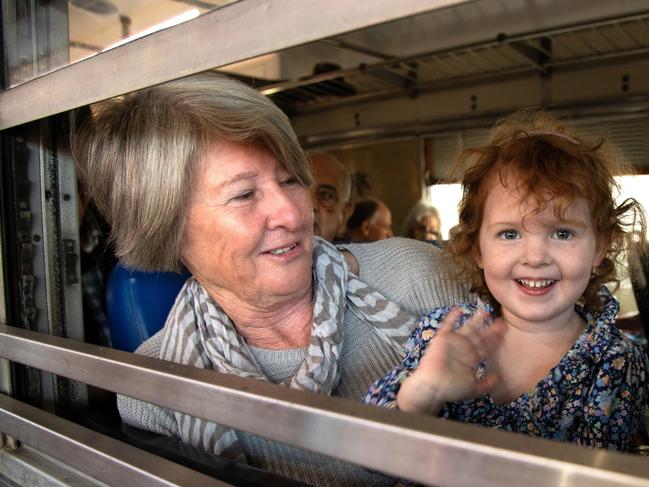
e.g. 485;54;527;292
472;246;484;269
593;234;611;267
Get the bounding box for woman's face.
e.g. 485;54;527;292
413;214;441;241
182;140;314;306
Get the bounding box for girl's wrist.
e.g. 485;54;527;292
397;372;445;415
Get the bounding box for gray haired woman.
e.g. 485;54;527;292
402;201;442;242
73;72;467;486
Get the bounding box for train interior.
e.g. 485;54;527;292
2;0;649;485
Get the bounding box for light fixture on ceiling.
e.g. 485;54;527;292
102;9;200;51
69;0;118;15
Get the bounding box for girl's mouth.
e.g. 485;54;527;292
517;279;556;289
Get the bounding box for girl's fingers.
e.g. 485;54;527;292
457;309;491;336
436;307;464;335
459;311;504;359
479;371;500;396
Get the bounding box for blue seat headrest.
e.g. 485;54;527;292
106;264;191;352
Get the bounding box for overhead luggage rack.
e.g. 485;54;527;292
261;11;649;115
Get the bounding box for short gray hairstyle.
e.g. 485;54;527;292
401;201;441;238
72;72;312;272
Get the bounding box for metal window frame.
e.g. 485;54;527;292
1;324;649;487
0;394;229;487
0;0;471;130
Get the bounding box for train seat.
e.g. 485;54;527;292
105;264;191;352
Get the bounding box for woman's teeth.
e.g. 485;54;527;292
269;243;297;255
518;279;555;288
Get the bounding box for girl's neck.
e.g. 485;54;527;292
208;285;314;350
500;307;585;340
489;308;585;405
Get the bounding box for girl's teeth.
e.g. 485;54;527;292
519;279;554;288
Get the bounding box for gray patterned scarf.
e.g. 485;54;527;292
159;237;416;461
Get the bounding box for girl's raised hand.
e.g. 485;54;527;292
396;308;505;415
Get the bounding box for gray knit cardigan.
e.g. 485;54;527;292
117;238;469;486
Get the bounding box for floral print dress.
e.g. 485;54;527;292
363;287;648;451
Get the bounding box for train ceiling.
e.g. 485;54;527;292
68;0;649;115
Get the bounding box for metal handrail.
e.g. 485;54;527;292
0;0;468;130
1;324;649;487
0;393;229;487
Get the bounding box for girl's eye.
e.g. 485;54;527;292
499;229;519;240
553;228;574;240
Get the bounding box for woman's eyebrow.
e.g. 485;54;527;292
215;171;258;190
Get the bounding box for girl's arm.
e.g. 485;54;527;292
363;306;503;414
578;341;648;450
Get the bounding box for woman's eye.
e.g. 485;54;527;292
281;176;299;186
232;190;255;202
499;230;519;240
553;229;574;240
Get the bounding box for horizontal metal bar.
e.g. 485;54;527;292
301;94;649;149
0;393;228;486
546;45;649;67
0;0;470;130
2;325;649;486
260;8;649;101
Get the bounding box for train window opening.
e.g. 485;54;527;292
3;0;649;485
2;0;238;88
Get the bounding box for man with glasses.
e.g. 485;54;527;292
308;151;354;242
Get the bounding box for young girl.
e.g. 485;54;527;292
363;111;649;451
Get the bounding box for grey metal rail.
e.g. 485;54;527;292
0;0;470;130
0;393;229;486
1;324;649;487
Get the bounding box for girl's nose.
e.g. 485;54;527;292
521;237;551;267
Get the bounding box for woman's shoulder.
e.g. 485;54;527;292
341;238;471;314
342;237;452;273
133;328;165;357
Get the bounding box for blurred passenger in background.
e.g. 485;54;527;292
308;151;353;242
78;179;115;348
346;197;393;242
402;202;442;243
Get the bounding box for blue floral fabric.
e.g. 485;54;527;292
363;287;648;451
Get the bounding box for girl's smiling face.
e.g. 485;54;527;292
475;173;607;331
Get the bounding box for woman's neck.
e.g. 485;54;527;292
206;284;314;349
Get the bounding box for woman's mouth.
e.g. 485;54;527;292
268;242;298;256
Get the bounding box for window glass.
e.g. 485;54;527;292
2;0;237;88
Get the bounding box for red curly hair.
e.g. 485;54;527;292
447;111;646;313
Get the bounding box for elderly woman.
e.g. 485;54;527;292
401;202;442;242
73;73;467;486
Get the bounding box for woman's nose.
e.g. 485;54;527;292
267;186;306;230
